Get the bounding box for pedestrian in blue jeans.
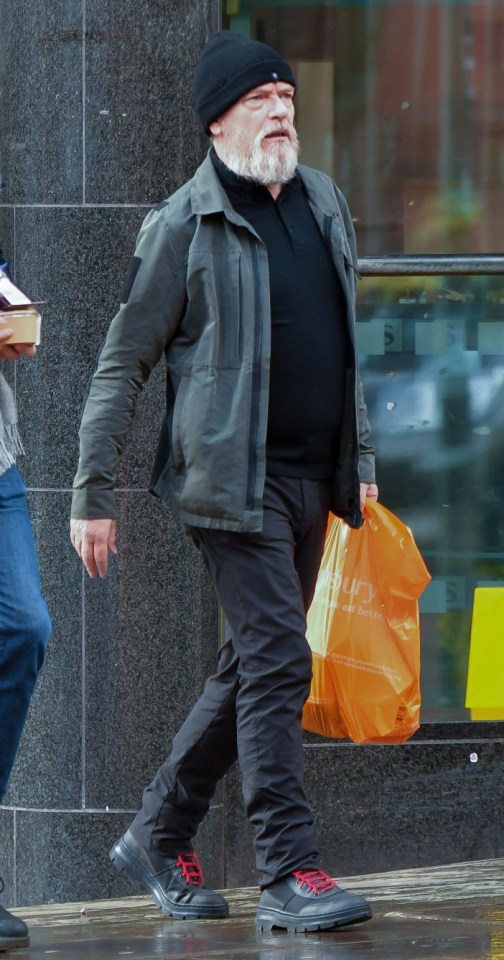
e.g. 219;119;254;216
0;310;52;951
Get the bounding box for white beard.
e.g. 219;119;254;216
216;124;300;186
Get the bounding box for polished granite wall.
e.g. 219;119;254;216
1;0;503;911
0;0;222;907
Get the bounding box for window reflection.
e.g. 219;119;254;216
224;2;504;720
224;1;504;256
357;275;504;719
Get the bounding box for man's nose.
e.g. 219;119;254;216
269;95;289;116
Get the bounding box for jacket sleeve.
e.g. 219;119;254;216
71;205;189;519
334;185;376;485
356;377;376;484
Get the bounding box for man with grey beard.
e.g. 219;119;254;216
70;31;377;933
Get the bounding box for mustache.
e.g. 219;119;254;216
259;122;296;142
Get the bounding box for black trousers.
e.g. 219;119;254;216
129;476;332;886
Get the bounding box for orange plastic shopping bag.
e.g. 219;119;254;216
302;499;431;744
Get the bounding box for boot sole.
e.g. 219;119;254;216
255;903;372;933
0;936;30;950
109;838;229;920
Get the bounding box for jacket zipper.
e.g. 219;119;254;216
323;213;332;248
247;242;264;511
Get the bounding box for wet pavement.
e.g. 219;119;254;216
5;858;504;959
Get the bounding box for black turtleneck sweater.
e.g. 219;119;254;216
211;149;350;479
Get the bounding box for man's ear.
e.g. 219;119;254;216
209;120;222;136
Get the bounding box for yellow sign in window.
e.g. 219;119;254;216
466;588;504;720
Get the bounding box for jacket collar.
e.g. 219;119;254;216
189;151;342;237
190;151;235;217
189;151;264;237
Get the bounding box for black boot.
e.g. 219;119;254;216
256;868;372;933
0;880;29;952
110;830;229;920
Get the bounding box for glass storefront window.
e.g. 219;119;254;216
224;1;504;722
357;273;504;720
223;1;504;258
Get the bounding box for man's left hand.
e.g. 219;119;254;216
360;482;378;511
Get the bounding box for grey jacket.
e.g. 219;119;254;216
72;153;375;531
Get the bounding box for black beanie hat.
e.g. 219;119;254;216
194;31;296;134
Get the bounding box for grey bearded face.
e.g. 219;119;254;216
218;122;300;185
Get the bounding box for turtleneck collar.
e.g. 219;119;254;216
210;147;301;203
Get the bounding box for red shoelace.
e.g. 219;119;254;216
293;869;338;895
176;853;204;886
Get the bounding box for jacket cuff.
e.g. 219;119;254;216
71;488;117;520
358;452;376;484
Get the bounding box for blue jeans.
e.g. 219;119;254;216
0;465;51;802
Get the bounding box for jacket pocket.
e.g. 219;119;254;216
169;365;249;522
186;250;242;368
171;374;191;470
216;251;242;367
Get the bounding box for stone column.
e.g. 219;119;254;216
0;0;220;907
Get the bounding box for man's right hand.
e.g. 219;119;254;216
70;518;117;579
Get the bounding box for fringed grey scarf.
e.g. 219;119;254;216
0;370;23;476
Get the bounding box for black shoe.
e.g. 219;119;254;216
109;829;229;920
256;868;372;933
0;904;29;952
